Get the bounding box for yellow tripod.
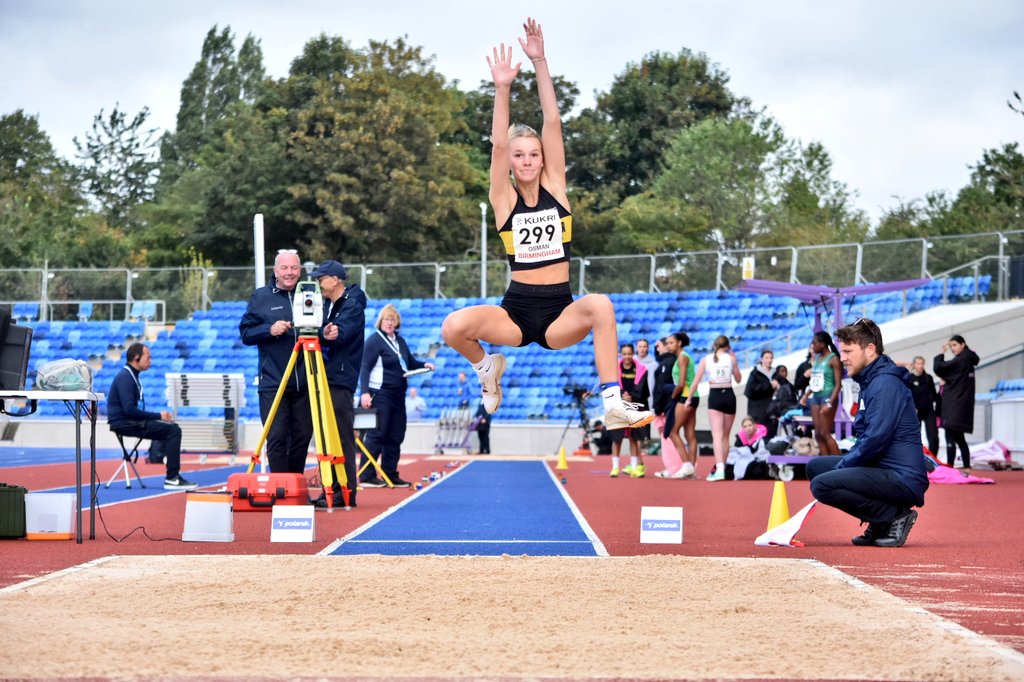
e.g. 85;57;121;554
247;335;389;508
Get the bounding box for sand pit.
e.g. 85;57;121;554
2;554;1022;681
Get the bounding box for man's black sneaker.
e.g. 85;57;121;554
360;477;387;488
163;476;198;490
313;493;356;509
390;477;412;488
851;522;889;546
875;509;918;547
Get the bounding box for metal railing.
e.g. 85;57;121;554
4;229;1020;322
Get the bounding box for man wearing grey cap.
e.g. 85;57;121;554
310;260;367;508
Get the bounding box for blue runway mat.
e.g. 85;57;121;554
329;460;602;556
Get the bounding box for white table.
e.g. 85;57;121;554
0;389;101;543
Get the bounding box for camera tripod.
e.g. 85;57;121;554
247;334;387;509
554;386;594;456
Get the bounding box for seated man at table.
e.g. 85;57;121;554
107;343;196;490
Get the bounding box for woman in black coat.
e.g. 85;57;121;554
744;349;775;427
933;334;980;469
358;304;434;487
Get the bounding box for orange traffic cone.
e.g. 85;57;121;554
766;480;791;531
555;446;569;471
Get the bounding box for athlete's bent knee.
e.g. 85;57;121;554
441;313;466;344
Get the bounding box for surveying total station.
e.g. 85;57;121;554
245;280;387;510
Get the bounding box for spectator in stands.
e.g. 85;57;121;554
933;335;980;470
455;371;469;405
439;19;652;434
793;346;813;397
107;343;195;490
609;343;650;477
405;387;428;421
651;337;684;478
239;249;315;474
359;304;434;487
898;356;940;456
765;365;798;439
806;318;928;548
744;349;775;427
474;401;491;454
311;260;366;508
635;338;658;409
664;332;700;479
800;331;843;456
685;335;742;482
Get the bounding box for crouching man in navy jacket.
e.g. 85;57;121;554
806;318;929;548
107;343;195;489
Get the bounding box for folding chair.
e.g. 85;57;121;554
106;433;147;489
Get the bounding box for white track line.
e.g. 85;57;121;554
805;558;1024;669
542;460;609;556
318;460;473;555
0;555;120;595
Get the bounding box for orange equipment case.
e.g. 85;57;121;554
227;472;310;511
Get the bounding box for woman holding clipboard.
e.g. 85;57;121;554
358;304;434;487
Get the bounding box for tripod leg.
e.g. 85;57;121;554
355;437;393;487
247;343;302;473
305;344;349;509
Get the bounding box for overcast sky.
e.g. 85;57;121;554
2;0;1021;224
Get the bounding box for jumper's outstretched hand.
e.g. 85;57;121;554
486;43;520;88
518;17;545;62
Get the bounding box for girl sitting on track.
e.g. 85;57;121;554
684;335;742;481
440;17;652;432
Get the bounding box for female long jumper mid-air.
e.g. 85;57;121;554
441;18;653;431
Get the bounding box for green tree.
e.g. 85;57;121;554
764;141;869;247
159;26;266;187
565;49;742;209
453;72;579;161
285;37;483;263
653;115;781;249
73;105;159;231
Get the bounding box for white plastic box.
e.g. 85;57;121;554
24;492;76;540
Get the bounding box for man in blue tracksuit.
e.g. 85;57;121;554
107;343;195;489
806;318;929;547
238;251;314;474
309;260;366;508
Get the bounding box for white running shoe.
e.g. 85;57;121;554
670;461;697;479
478;353;506;414
604;401;655;430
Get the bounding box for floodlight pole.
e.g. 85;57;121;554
480;203;488;299
254;214;266;289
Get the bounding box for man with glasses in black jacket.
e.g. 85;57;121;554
239;249;314;474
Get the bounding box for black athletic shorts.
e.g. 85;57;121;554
500;281;574;349
677;395;700;409
707;387;736;415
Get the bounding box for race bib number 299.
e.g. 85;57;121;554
512;208;565;265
